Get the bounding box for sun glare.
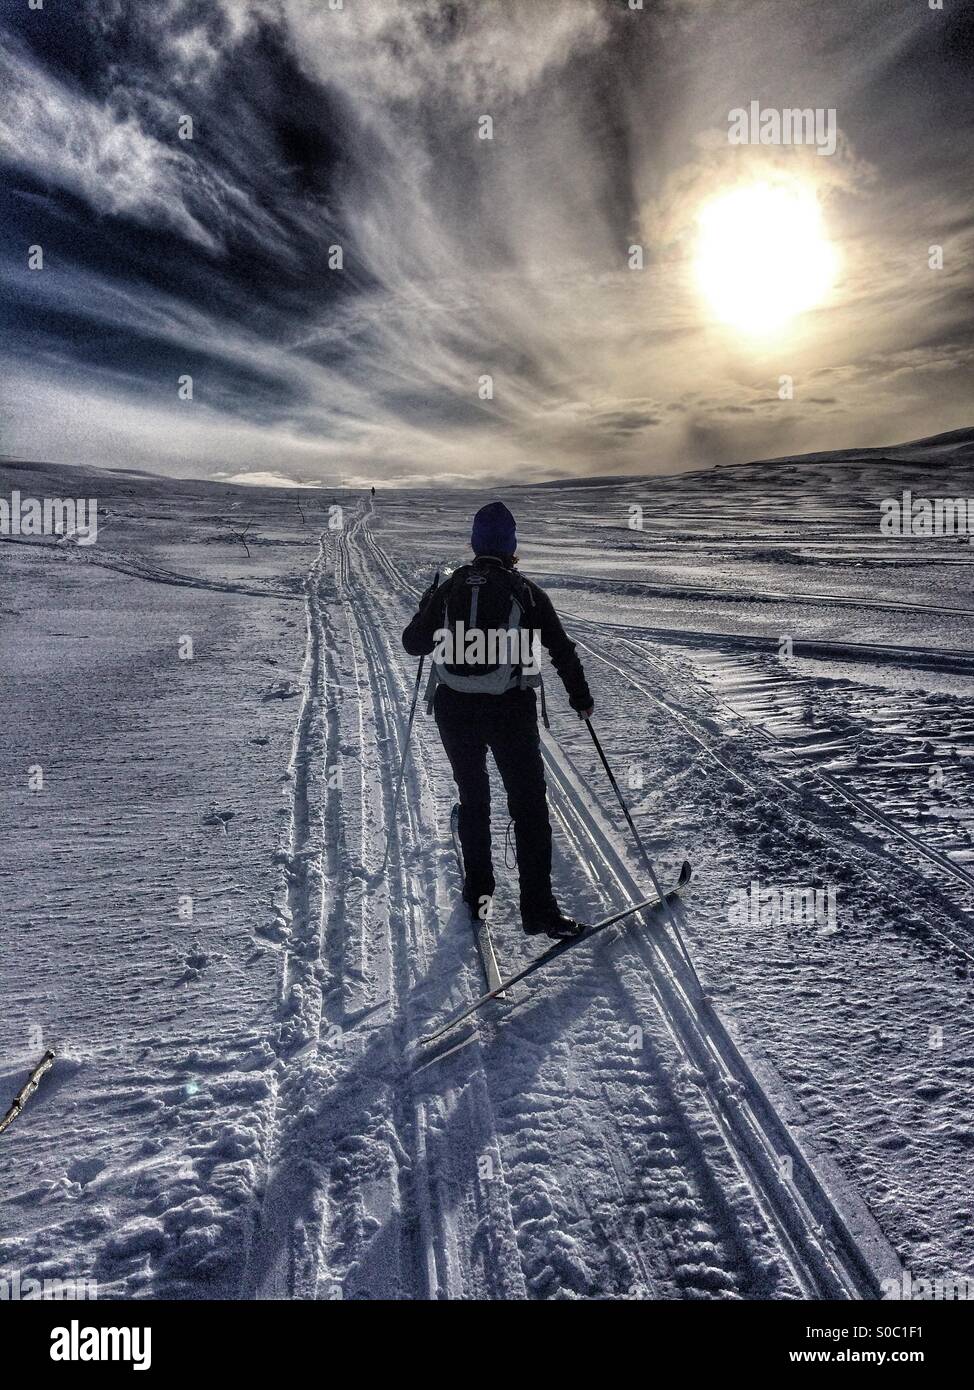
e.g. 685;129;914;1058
693;181;838;336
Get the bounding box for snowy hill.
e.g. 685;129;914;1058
2;438;973;1300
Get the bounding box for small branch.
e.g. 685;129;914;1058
225;519;254;559
0;1049;56;1137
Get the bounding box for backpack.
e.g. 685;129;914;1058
424;563;542;709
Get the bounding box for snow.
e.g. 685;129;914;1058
1;434;973;1299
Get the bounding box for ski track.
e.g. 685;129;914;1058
539;615;974;1282
534;571;974;621
575;625;974;952
0;533;307;602
225;497;965;1300
330;506;541;1298
359;518;761;1298
538;735;892;1298
8;448;972;1301
335;511;899;1299
244;506;529;1299
558;612;974;679
241;534;331;1298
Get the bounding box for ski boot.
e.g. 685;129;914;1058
522;905;585;940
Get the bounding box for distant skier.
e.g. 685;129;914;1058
371;486;375;498
402;501;594;939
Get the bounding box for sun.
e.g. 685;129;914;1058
693;180;838;336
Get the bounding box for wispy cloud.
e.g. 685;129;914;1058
1;0;971;482
0;41;222;250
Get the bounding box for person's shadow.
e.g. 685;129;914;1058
244;873;729;1301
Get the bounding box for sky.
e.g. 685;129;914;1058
0;0;972;486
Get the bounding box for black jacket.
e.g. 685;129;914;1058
402;557;593;712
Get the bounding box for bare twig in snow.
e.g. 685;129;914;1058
226;519;255;558
0;1049;56;1138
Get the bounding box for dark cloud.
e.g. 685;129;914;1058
0;0;971;481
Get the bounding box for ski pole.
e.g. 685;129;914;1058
583;717;703;991
382;571;439;871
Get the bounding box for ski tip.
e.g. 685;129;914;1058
677;858;692;888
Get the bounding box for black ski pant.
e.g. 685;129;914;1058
434;684;557;920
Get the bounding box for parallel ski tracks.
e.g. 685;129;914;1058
329;506;527;1299
572;621;974;953
336;513;447;1298
534;569;974;621
247;510;902;1300
341;515;764;1298
355;516;899;1299
560;611;974;678
243;534;333;1299
540;735;898;1299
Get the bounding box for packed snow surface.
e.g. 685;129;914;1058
2;433;973;1299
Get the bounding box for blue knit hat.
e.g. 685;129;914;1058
471;501;517;557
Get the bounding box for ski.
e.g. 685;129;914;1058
450;803;505;994
419;859;692;1048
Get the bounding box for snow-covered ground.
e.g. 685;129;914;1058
2;432;973;1300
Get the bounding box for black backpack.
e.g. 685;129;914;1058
424;564;541;699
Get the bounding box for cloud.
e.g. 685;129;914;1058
1;0;972;482
279;0;608;108
0;42;221;250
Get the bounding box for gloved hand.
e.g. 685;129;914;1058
578;704;594;720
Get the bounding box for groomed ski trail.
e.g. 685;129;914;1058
348;508;900;1299
242;533;333;1298
322;504;526;1298
538;732;898;1298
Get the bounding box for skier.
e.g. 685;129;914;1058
402;501;594;939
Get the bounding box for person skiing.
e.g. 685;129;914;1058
402;501;594;939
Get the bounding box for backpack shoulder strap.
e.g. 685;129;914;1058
508;570;534;618
435;567;465;609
